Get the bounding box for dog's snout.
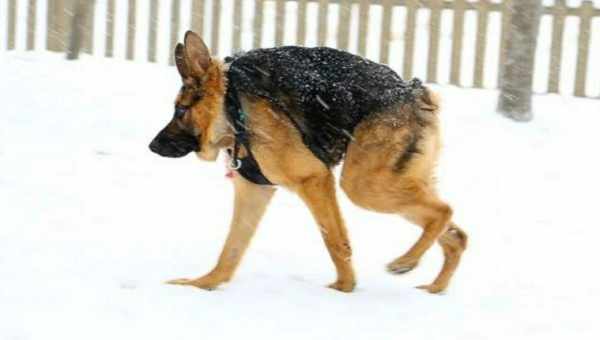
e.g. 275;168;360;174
149;138;161;154
149;128;198;158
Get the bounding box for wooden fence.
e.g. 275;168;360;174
4;0;600;98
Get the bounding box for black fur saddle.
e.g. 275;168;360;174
224;46;425;185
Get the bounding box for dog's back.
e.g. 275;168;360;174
226;46;427;167
155;32;466;293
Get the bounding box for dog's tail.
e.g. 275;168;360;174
418;87;440;115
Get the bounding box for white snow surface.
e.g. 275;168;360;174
1;52;600;340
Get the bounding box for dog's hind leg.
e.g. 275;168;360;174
383;184;453;276
417;223;467;293
295;172;356;293
167;175;275;290
340;98;467;293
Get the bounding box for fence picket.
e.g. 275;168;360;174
148;0;158;62
232;0;243;51
47;0;66;52
357;0;369;56
253;0;264;49
474;0;490;88
191;0;204;37
337;0;351;50
379;0;392;64
105;0;115;57
574;1;593;97
317;0;329;46
82;0;94;54
403;0;418;79
126;0;136;60
427;0;442;83
7;0;17;50
211;0;221;54
450;0;466;86
275;0;286;46
548;0;566;93
27;0;36;50
170;0;180;65
296;0;307;45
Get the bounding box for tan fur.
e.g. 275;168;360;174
168;175;276;289
189;61;228;161
340;90;466;293
166;33;466;294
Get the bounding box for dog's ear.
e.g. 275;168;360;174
184;31;211;76
174;43;190;79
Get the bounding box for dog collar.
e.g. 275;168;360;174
224;61;273;186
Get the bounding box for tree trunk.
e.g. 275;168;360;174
497;0;542;122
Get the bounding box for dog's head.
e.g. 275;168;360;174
149;31;228;161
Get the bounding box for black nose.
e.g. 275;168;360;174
148;131;198;158
149;138;161;154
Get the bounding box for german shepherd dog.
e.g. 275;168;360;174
149;31;467;294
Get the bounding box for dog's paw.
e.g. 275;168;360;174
327;280;356;293
416;283;446;294
166;277;222;290
386;256;420;275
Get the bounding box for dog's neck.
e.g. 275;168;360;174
205;61;235;151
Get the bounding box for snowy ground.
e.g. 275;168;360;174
1;52;600;340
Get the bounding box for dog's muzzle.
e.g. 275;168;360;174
149;129;199;158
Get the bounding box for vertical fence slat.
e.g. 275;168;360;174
253;0;264;49
474;0;490;88
427;0;442;83
450;0;466;86
170;0;181;65
574;0;593;97
357;0;369;56
337;0;351;50
148;0;158;62
8;0;17;50
548;0;566;94
191;0;204;37
105;0;115;57
126;0;136;60
296;0;307;45
47;0;66;52
211;0;221;54
47;0;54;50
403;0;418;79
317;0;329;46
232;0;242;51
27;0;37;50
497;0;512;87
82;0;94;54
379;0;392;64
275;0;285;46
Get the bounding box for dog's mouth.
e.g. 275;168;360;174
149;130;199;158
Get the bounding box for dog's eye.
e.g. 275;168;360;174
174;106;188;119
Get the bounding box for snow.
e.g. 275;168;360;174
1;51;600;340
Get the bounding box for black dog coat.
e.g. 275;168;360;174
224;46;425;185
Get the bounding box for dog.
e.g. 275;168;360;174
149;31;467;294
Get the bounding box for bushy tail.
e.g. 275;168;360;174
418;87;440;115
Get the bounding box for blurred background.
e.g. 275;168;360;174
2;0;599;100
1;1;599;340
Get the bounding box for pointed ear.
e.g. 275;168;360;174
184;31;211;76
174;43;190;79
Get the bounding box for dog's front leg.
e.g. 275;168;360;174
296;173;356;293
168;175;276;290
